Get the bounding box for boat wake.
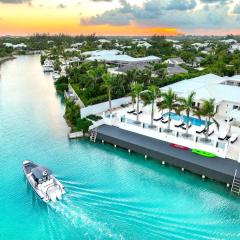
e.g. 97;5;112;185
49;196;125;240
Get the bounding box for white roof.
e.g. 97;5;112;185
161;74;240;104
192;43;209;49
220;39;238;44
98;39;111;43
166;39;180;43
137;42;152;48
82;50;160;63
223;75;240;82
82;49;122;56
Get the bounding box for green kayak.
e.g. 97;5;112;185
192;149;216;158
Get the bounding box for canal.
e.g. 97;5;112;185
0;55;239;240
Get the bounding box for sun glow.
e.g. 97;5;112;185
0;2;180;36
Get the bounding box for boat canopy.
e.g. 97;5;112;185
31;167;52;180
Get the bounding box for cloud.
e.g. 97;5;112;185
233;3;240;14
200;0;230;3
167;0;197;10
0;0;30;3
80;0;240;32
57;3;66;9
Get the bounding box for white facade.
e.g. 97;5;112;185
82;50;160;64
161;74;240;120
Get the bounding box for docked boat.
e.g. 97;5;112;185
43;60;54;72
23;160;65;203
52;71;60;81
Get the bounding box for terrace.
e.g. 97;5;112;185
88;98;239;162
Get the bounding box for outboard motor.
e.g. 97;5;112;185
56;190;62;200
48;191;57;202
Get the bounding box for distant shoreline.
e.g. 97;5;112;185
0;56;16;65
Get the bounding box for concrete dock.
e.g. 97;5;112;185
96;125;240;185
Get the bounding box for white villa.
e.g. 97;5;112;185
220;39;238;45
87;73;240;162
165;57;185;65
82;50;160;65
192;42;209;50
229;43;240;53
3;42;27;49
161;74;240;120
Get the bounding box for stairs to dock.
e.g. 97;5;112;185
231;169;240;195
90;129;97;143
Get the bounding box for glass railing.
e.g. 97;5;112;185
197;137;215;147
119;116;225;152
217;141;226;150
143;123;157;130
178;132;194;141
126;118;142;126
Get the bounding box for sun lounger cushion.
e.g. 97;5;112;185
230;134;238;144
127;109;135;114
196;125;205;134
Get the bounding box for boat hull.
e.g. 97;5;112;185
23;161;66;203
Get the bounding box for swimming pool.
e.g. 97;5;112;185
163;112;206;126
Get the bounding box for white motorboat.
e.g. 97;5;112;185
23;160;65;203
52;71;60;81
43;60;54;72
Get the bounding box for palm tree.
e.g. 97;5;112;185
131;82;143;123
102;72;114;115
158;89;178;131
141;85;161;127
195;98;219;140
178;91;196;136
87;69;98;89
87;66;105;89
130;83;136;110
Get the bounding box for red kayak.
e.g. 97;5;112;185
170;143;189;150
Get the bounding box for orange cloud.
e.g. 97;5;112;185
0;21;181;36
0;3;181;36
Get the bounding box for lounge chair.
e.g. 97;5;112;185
161;117;169;124
127;109;135;114
154;116;163;121
133;110;143;116
225;117;233;122
174;120;184;127
181;121;192;130
196;125;205;134
229;134;238;144
207;128;214;136
218;130;228;140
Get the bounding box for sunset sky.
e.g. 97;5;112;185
1;0;240;36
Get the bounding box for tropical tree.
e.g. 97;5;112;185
158;89;178;131
178;91;196;135
126;68;139;83
102;72;114;115
141;85;161;127
87;69;98;88
130;83;136;110
131;82;143;123
195;98;218;140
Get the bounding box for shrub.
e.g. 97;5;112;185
87;115;103;121
76;118;92;134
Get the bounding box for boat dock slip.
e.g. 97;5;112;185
96;125;240;185
68;131;83;139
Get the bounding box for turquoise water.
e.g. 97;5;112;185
163;112;206;126
0;56;240;240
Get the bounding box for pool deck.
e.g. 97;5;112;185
96;124;240;185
